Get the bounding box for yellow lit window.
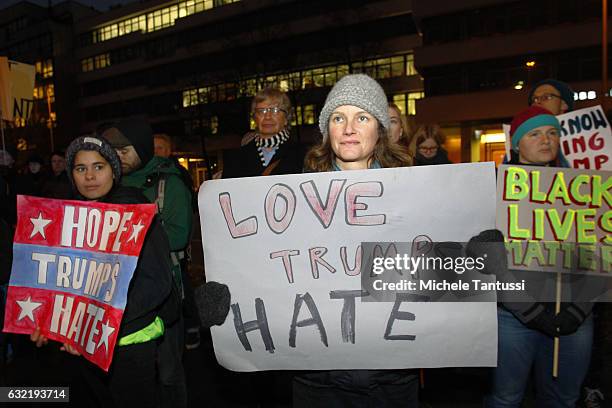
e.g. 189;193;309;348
81;58;94;72
303;105;315;125
407;92;424;115
46;84;55;103
42;59;53;78
393;94;406;115
33;86;43;99
406;54;417;76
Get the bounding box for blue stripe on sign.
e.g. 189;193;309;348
9;243;138;310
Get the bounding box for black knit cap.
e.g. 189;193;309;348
65;135;122;185
101;118;154;166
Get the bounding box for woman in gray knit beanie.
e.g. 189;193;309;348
296;74;417;408
304;74;410;171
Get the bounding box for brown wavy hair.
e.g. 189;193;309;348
304;123;412;172
414;124;445;148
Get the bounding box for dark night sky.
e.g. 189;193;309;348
1;0;138;12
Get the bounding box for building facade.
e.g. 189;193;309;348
413;0;610;164
0;1;98;154
72;0;422;181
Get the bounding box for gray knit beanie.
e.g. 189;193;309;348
319;74;390;140
65;135;122;184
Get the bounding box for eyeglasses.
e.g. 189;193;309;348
418;146;438;152
532;93;561;104
254;107;287;116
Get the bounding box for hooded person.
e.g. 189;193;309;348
29;135;179;407
100;119;193;407
41;150;72;199
100;119;192;283
16;154;46;197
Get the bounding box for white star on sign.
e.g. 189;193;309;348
29;212;52;239
16;296;43;322
127;220;145;244
97;319;116;355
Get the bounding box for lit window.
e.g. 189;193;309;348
394;92;424;116
42;59;53;78
391;56;404;77
393;94;406;115
36;59;53;78
587;91;596;100
407;92;424;115
33;86;43;99
406;54;417;76
303;105;315;125
93;53;110;70
578;91;587;100
279;80;289;92
46;84;55;103
211;116;218;134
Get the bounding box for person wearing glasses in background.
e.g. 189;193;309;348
223;88;305;178
527;79;574;116
220;87;304;406
413;124;452;166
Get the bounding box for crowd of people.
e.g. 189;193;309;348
0;73;609;408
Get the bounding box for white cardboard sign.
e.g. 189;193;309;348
199;163;499;372
557;105;611;171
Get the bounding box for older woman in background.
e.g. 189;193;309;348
223;87;304;178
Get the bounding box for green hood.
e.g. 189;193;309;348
121;156;181;187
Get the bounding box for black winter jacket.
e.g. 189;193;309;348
222;138;306;178
97;186;178;337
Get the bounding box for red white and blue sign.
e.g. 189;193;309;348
3;195;156;371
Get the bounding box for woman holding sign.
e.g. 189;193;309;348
485;106;593;407
30;135;179;407
299;74;414;407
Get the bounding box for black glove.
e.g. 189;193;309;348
524;309;558;337
195;281;231;328
554;306;584;336
466;229;507;276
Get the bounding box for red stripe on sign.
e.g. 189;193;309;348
3;286;124;372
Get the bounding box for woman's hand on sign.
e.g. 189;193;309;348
30;327;80;355
30;327;48;348
60;343;81;356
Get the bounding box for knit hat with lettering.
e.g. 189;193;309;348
528;78;575;111
318;74;389;140
65;135;122;184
